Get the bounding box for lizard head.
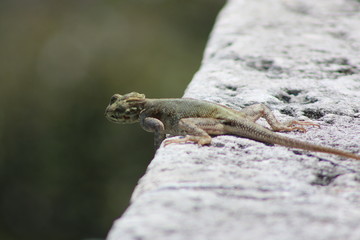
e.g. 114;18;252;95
105;92;146;124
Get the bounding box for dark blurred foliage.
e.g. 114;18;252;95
0;0;224;240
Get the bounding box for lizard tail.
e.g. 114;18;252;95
224;122;360;160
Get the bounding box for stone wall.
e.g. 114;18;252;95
107;0;360;239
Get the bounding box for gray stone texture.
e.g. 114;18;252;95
107;0;360;239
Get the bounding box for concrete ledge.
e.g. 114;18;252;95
107;0;360;239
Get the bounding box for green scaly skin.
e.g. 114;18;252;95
105;92;360;160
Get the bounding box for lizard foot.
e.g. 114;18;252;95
274;120;320;133
287;120;320;132
163;135;212;147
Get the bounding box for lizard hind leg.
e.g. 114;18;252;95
163;118;225;146
240;103;319;132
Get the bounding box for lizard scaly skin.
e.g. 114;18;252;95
105;92;360;160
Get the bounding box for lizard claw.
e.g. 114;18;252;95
289;126;307;132
163;135;211;147
287;120;320;128
273;120;319;132
163;136;189;147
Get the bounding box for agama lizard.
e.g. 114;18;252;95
104;92;360;160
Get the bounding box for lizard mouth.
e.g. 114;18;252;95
104;109;119;123
106;113;132;124
104;114;117;123
104;106;136;123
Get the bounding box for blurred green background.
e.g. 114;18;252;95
0;0;224;239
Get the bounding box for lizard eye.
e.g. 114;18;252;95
110;95;119;105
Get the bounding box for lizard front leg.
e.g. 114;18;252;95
240;103;319;132
140;117;166;149
164;118;225;146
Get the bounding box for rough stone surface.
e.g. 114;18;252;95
107;0;360;239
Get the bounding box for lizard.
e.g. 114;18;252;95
104;92;360;160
